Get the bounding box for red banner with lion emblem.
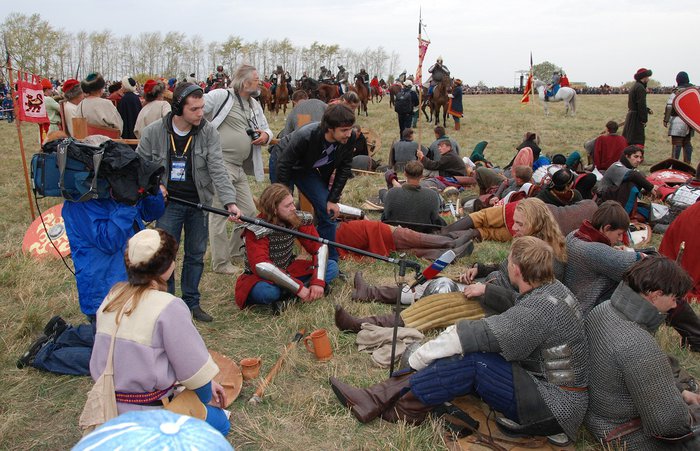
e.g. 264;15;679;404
16;71;49;124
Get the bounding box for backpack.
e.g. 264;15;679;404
394;90;413;114
32;138;163;205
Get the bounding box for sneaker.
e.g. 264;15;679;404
43;315;68;338
191;306;213;322
17;335;51;369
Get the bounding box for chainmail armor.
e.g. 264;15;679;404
585;284;697;450
564;231;639;315
483;280;589;440
243;212;314;273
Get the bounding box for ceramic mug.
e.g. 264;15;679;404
240;357;262;380
303;328;333;361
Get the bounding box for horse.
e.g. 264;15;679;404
422;78;451;126
388;83;402;108
258;84;273;113
353;74;369;116
274;73;289;115
533;79;577;116
370;85;383;103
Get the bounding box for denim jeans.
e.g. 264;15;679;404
32;319;96;376
157;201;208;309
247;260;339;305
290;170;339;261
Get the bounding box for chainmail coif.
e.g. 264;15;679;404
584;283;698;450
484;280;589;440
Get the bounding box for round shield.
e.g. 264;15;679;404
361;127;381;157
22;203;71;259
647;169;693;187
210;350;243;406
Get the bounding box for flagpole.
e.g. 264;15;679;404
530;51;534;109
417;8;423;146
5;45;37;220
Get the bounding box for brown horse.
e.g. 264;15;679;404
318;83;340;103
388;83;402;108
258;84;273;113
422;78;451;126
353;75;369;116
274;73;289;115
370;86;383;103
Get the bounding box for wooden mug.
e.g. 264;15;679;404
303;328;333;361
240;357;262;380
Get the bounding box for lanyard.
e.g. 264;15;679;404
170;134;192;158
236;93;259;130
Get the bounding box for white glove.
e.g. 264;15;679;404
408;325;462;371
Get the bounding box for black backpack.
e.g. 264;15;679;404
394;89;413;114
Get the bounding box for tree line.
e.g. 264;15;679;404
1;13;402;83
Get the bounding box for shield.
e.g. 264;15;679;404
22;203;71;259
673;87;700;133
210;350;243;406
361;127;381;157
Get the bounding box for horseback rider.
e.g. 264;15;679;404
397;70;407;84
560;71;570;87
427;57;450;99
370;75;380;96
214;65;230;88
270;65;284;97
356;68;370;86
545;71;561;101
319;66;333;84
336;65;349;94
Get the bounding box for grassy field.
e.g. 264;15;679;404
0;94;697;450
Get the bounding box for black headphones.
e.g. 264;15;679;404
172;84;204;116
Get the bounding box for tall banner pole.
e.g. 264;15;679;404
417;8;423;146
5;44;36;220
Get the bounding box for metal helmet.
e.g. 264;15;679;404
437;56;443;63
421;277;460;298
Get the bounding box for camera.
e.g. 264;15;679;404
246;128;261;140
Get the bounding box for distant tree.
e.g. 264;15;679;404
532;61;562;82
622;79;661;89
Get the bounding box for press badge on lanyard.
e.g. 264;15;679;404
170;134;192;182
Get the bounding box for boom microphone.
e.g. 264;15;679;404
410;250;456;289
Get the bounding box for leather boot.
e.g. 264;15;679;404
352;272;400;304
454;121;461;131
440;215;475;236
666;301;700;352
329;375;411;423
334;305;403;333
381;391;433;425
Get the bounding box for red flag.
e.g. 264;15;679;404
415;38;430;86
17;71;49;124
521;72;533;103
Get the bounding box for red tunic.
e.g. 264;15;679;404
234;220;325;309
659;201;700;302
594;135;628;170
335;220;396;259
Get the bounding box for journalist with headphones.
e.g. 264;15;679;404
137;82;241;322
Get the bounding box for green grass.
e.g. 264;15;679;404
0;94;697;450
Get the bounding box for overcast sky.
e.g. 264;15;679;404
6;0;700;86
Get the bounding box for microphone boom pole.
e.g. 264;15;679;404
168;196;417;268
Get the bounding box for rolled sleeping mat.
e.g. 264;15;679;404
400;292;484;331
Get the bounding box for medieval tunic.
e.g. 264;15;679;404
585;284;699;450
90;290;219;413
622;80;649;146
117;91;142;139
134;100;171;139
234;213;325;308
382;184;445;232
335;220;396;259
77;96;124;132
660;201;700;301
63;101;79;136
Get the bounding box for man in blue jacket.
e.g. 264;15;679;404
17;193;165;375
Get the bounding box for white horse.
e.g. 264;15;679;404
533;79;577;116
